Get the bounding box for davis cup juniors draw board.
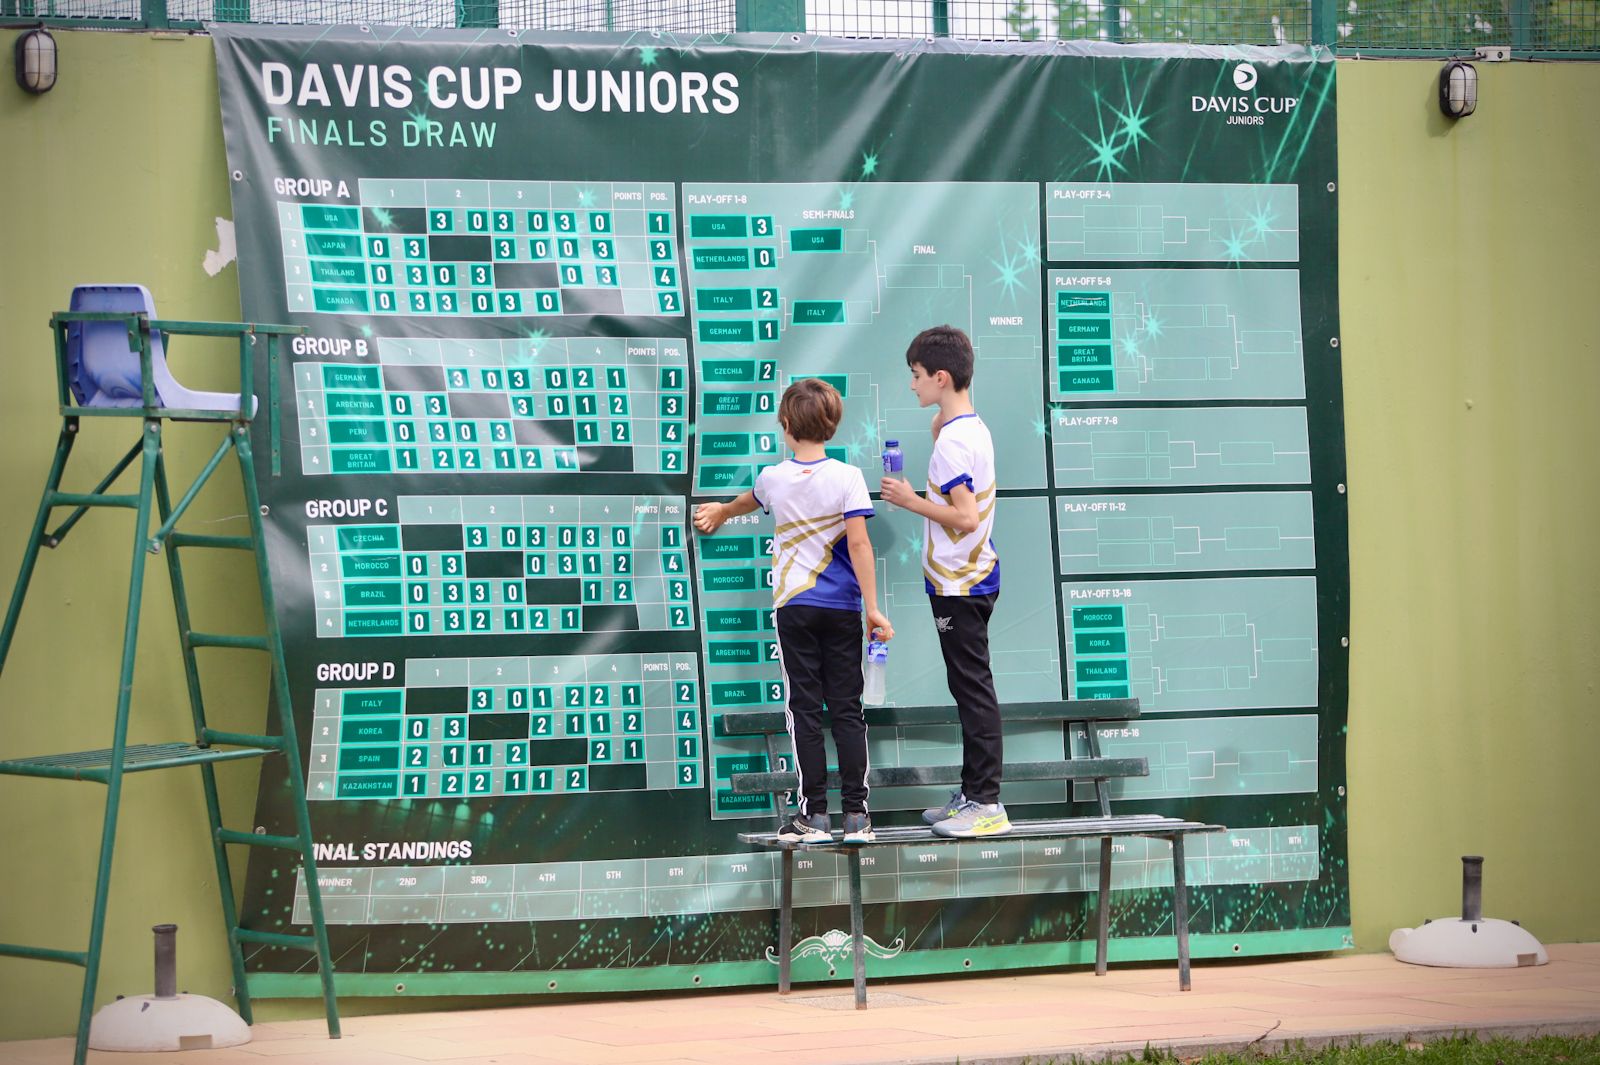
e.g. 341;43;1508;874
213;26;1350;995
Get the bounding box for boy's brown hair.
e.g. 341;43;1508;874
905;325;975;391
778;377;844;443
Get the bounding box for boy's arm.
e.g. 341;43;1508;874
880;431;980;532
843;516;893;640
878;478;981;534
693;490;760;534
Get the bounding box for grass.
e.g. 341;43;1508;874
1033;1034;1600;1064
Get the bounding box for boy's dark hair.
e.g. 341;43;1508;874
778;377;844;443
905;325;975;391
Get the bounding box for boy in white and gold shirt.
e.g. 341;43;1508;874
880;325;1008;838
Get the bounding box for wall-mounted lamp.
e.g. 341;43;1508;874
1438;60;1477;118
14;28;57;95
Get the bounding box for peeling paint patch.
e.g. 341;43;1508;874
203;217;236;277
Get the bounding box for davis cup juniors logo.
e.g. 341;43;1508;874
1192;61;1297;125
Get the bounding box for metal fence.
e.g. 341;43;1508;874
0;0;737;31
1334;0;1599;52
1;0;1595;55
808;1;1305;44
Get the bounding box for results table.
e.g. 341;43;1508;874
280;179;684;318
295;335;688;476
309;494;694;638
309;651;703;801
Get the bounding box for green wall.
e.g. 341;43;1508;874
0;31;1594;1042
1339;60;1600;953
0;31;272;1044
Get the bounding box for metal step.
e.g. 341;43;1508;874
188;631;269;651
0;742;276;783
216;827;305;851
47;491;139;510
166;532;254;551
235;928;319;951
0;942;87;967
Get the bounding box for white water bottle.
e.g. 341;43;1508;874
862;635;888;706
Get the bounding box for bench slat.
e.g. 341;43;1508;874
729;757;1147;794
737;816;1225;848
717;698;1141;737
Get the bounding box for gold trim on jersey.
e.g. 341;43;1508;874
921;550;998;594
923;531;988;581
947;550;998;591
776;511;843;535
923;544;987;581
959;555;998;592
774;532;846;607
938;483;996;544
923;502;998;593
777;516;845;556
774;520;840;601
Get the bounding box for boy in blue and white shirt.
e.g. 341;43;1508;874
880;325;1009;838
695;378;893;844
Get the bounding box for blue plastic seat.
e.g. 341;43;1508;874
65;285;256;415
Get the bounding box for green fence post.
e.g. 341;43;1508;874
1310;0;1336;49
1101;0;1120;42
734;0;804;32
933;0;950;37
141;0;168;29
458;0;498;28
1511;1;1533;52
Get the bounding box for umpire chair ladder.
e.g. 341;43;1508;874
0;285;340;1065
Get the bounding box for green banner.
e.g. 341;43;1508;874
212;25;1349;997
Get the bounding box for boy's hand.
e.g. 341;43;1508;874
866;608;894;642
692;502;726;534
878;476;920;510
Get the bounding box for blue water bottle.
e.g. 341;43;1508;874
868;440;901;708
882;439;904;476
863;632;888;706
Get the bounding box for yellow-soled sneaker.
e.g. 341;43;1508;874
930;801;1011;839
923;789;966;825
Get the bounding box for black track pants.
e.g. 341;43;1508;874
774;604;869;817
929;592;1002;804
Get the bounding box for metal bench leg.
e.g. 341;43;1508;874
848;848;866;1009
1172;835;1191;991
1095;835;1112;976
778;848;793;994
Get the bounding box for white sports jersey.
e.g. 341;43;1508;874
922;413;1000;597
753;458;875;609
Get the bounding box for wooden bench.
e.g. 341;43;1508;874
727;699;1225;1008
